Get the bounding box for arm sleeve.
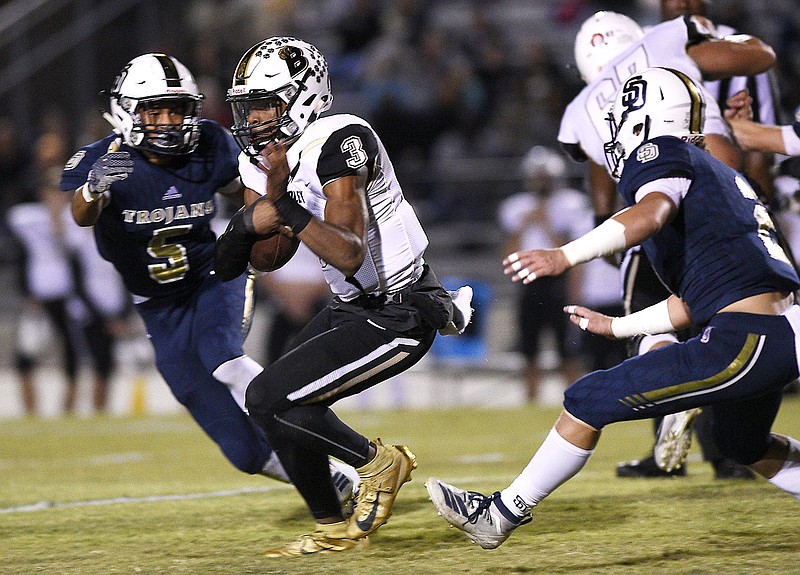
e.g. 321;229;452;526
634;177;690;207
213;206;257;281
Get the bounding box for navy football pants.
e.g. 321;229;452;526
137;273;272;474
565;307;800;464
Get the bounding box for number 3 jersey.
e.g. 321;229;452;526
238;114;429;301
60;120;240;299
617;136;799;325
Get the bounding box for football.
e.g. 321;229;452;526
250;232;298;272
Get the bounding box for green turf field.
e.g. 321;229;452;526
2;397;800;575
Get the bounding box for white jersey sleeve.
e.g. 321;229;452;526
559;16;727;172
277;114;429;300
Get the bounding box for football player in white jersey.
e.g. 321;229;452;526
214;37;472;556
558;10;777;478
661;0;781;203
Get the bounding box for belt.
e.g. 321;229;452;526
350;289;407;309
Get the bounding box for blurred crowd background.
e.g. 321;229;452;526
1;0;799;416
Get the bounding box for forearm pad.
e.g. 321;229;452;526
214;206;257;282
611;299;675;339
561;218;627;266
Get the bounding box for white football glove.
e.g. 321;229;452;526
86;151;134;195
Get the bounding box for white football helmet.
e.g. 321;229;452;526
574;11;644;84
604;67;706;178
521;146;566;179
227;37;333;155
108;53;203;155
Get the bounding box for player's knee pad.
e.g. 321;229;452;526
213;354;263;411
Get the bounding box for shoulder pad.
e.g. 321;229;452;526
560;141;588;163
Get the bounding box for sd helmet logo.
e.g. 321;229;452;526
621;75;647;114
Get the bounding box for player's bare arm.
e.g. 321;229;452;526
300;173;368;278
687;33;775;81
71;187;104;226
589;160;617;219
728;118;787;155
504;193;677;283
723;89;785;153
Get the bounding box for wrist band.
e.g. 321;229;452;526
561;218;627;266
782;125;800;156
273;193;313;234
611;299;675;339
81;182;103;203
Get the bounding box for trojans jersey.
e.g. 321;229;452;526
60;120;240;299
239;114;428;301
617;136;799;324
559;16;727;169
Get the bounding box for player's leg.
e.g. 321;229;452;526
80;314;116;412
518;281;544;402
246;309;432;538
616;248;686;477
43;299;80;413
136;294;278;477
428;314;799;547
711;391;800;497
193;276;359;500
692;408;755;479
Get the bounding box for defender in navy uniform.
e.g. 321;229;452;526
426;67;800;549
214;37;472;556
60;53;356;493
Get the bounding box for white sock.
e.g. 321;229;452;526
767;435;800;499
212;354;263;411
500;428;593;517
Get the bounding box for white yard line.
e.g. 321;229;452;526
0;484;293;514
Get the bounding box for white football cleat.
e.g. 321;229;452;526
425;477;529;549
329;460;359;516
439;286;474;336
654;408;702;472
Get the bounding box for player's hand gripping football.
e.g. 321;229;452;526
86;151;134;195
248;140;292;236
503;248;571;284
564;305;615;338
